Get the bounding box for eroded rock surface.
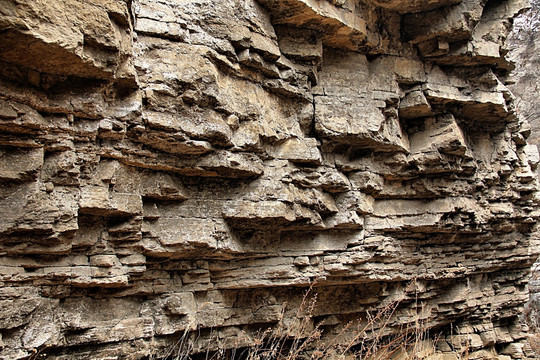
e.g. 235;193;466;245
0;0;538;359
508;0;540;337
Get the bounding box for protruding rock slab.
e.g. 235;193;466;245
0;0;536;359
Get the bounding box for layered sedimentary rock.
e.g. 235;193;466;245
0;0;538;359
508;0;540;331
509;0;540;151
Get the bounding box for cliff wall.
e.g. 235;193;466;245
508;0;540;334
0;0;538;359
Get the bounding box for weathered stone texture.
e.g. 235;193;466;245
508;0;540;340
509;0;540;160
0;0;538;359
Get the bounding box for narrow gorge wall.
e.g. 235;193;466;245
0;0;539;359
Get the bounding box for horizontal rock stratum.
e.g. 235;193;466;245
0;0;538;359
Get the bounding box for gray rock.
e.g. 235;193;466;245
0;0;537;359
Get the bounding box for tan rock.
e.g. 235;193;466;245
271;137;322;165
0;147;43;182
0;0;536;358
0;0;134;79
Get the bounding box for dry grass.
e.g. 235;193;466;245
160;282;443;360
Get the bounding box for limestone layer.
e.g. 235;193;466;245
0;0;538;359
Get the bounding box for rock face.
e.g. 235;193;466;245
508;0;540;333
509;0;540;151
0;0;538;359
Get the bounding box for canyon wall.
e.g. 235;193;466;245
0;0;539;359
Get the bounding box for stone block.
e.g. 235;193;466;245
275;26;323;62
223;200;296;228
257;0;369;50
89;255;119;268
0;147;43;182
0;0;134;79
163;292;196;316
144;217;218;249
196;151;264;178
271;137;322;165
79;186;142;216
409;114;468;157
399;90;432;119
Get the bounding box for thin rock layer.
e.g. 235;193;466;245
0;0;538;359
